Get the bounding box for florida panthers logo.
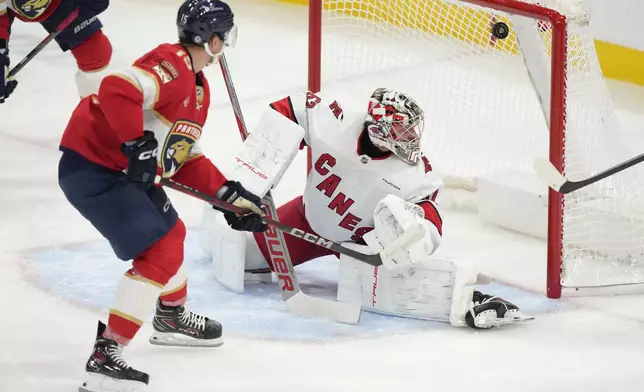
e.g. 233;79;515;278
161;120;202;178
13;0;51;20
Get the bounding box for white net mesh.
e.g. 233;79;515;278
314;0;644;290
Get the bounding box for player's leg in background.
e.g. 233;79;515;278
40;0;112;98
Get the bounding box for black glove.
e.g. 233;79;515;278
225;211;267;232
120;131;158;190
0;40;18;104
216;181;268;232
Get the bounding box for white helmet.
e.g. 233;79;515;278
365;88;424;165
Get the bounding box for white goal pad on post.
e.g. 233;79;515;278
308;0;644;298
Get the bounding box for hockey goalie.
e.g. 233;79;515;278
202;88;533;329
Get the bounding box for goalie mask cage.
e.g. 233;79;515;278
307;0;644;298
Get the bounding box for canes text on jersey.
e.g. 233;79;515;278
314;153;374;241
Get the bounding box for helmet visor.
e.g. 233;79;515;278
223;25;238;48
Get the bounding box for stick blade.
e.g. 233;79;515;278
533;157;568;192
285;291;362;324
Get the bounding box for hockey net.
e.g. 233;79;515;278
308;0;644;298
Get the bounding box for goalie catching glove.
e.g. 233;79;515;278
216;180;267;232
373;194;442;270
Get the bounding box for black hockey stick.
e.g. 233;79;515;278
217;53;362;324
157;176;425;324
156;177;422;269
534;153;644;194
7;8;79;78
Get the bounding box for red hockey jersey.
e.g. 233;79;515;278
60;42;228;197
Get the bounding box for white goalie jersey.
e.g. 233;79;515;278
269;91;444;244
204;91;530;328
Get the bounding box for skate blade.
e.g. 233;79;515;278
149;331;224;347
475;310;535;329
79;373;146;392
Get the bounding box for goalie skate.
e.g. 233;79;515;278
465;291;535;329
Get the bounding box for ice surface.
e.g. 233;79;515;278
3;1;644;391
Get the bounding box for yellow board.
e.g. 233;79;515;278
275;0;644;86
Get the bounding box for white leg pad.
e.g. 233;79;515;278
209;210;270;293
338;241;481;326
210;210;247;293
75;66;112;98
111;273;164;324
243;234;272;284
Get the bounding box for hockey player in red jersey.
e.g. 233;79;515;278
203;88;534;330
57;1;266;390
0;0;113;103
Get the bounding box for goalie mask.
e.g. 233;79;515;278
365;88;424;165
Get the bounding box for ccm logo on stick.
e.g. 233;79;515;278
289;228;334;249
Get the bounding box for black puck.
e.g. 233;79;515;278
492;21;509;39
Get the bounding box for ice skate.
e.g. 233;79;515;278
79;321;149;392
465;291;534;329
149;300;223;347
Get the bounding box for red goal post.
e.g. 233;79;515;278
306;0;644;298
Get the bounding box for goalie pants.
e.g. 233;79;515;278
252;196;337;269
57;147;179;261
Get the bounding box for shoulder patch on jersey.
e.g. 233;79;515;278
160;60;179;79
161;120;203;178
151;63;174;84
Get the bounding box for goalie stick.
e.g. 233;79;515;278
216;53;361;324
534;153;644;194
7;8;79;78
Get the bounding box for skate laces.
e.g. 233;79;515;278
179;307;207;331
106;344;129;369
473;291;496;305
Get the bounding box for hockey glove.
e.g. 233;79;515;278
0;40;18;104
216;181;268;232
120;131;159;190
